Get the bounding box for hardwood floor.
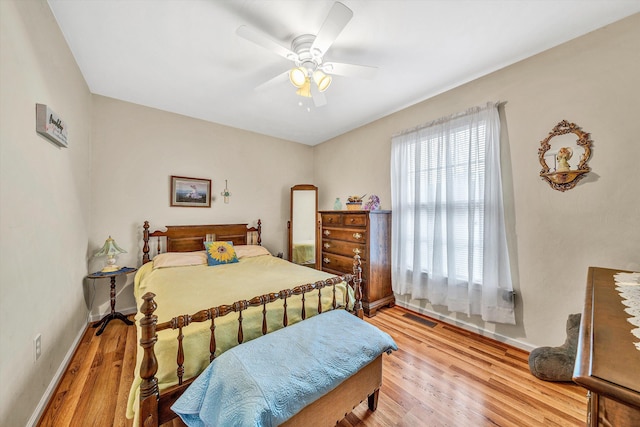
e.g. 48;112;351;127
37;306;587;426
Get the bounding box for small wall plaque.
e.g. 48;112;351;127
36;103;68;148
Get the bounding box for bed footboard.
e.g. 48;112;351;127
139;254;363;426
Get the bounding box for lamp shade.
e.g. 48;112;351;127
94;236;127;272
289;67;307;88
295;78;312;98
94;236;127;257
313;70;332;92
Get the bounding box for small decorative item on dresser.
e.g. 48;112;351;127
364;194;381;211
346;194;366;210
334;197;342;210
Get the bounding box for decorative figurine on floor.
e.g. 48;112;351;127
364;194;381;211
556;147;573;172
528;313;581;382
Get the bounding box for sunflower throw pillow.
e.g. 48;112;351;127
204;241;239;266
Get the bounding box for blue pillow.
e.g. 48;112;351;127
204;241;239;266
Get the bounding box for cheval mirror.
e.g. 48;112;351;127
288;184;318;268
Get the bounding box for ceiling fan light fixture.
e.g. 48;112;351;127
295;78;312;98
289;67;307;88
236;2;376;108
311;47;323;59
313;70;332;92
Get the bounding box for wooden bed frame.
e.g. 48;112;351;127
142;220;262;264
137;221;383;427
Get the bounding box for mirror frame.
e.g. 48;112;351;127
538;120;592;192
288;184;319;268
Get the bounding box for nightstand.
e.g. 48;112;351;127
87;267;137;336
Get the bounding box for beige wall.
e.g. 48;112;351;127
89;96;316;317
314;14;640;349
0;1;92;425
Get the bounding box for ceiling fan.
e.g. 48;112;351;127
236;1;377;107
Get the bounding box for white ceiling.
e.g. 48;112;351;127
47;1;639;146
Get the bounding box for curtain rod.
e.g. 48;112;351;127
392;101;506;138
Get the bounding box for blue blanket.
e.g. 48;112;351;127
171;309;397;427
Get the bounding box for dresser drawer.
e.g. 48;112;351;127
321;227;367;243
322;213;342;226
322;239;366;259
321;213;368;227
321;252;368;277
342;213;368;227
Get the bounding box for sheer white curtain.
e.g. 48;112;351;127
390;102;515;324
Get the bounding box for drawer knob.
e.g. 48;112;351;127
323;230;331;236
324;243;331;249
323;257;330;264
353;232;362;240
353;248;361;255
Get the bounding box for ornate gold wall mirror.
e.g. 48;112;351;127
288;184;318;268
538;120;592;192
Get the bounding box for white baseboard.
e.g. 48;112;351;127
395;300;535;352
26;323;87;427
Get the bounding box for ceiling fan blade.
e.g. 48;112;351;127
255;70;291;92
322;62;378;79
311;86;327;108
310;2;353;57
237;25;299;62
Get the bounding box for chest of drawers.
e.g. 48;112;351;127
319;210;394;317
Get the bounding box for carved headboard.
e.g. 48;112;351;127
142;220;262;264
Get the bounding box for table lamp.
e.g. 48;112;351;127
94;236;127;272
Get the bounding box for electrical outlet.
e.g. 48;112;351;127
34;334;42;361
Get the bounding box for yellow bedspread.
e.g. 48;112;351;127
292;240;315;264
126;254;352;421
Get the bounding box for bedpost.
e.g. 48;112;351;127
352;254;364;319
139;292;160;427
257;219;262;245
143;221;151;264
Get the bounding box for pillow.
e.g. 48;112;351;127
153;251;207;269
234;245;271;259
204;241;239;266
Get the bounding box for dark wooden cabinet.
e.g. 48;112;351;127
573;267;640;426
319;210;394;317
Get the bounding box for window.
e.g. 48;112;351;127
391;103;515;324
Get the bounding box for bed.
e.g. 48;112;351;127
129;220;394;426
291;239;315;265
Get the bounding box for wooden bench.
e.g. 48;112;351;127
170;309;396;426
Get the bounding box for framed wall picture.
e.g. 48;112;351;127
170;176;211;207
